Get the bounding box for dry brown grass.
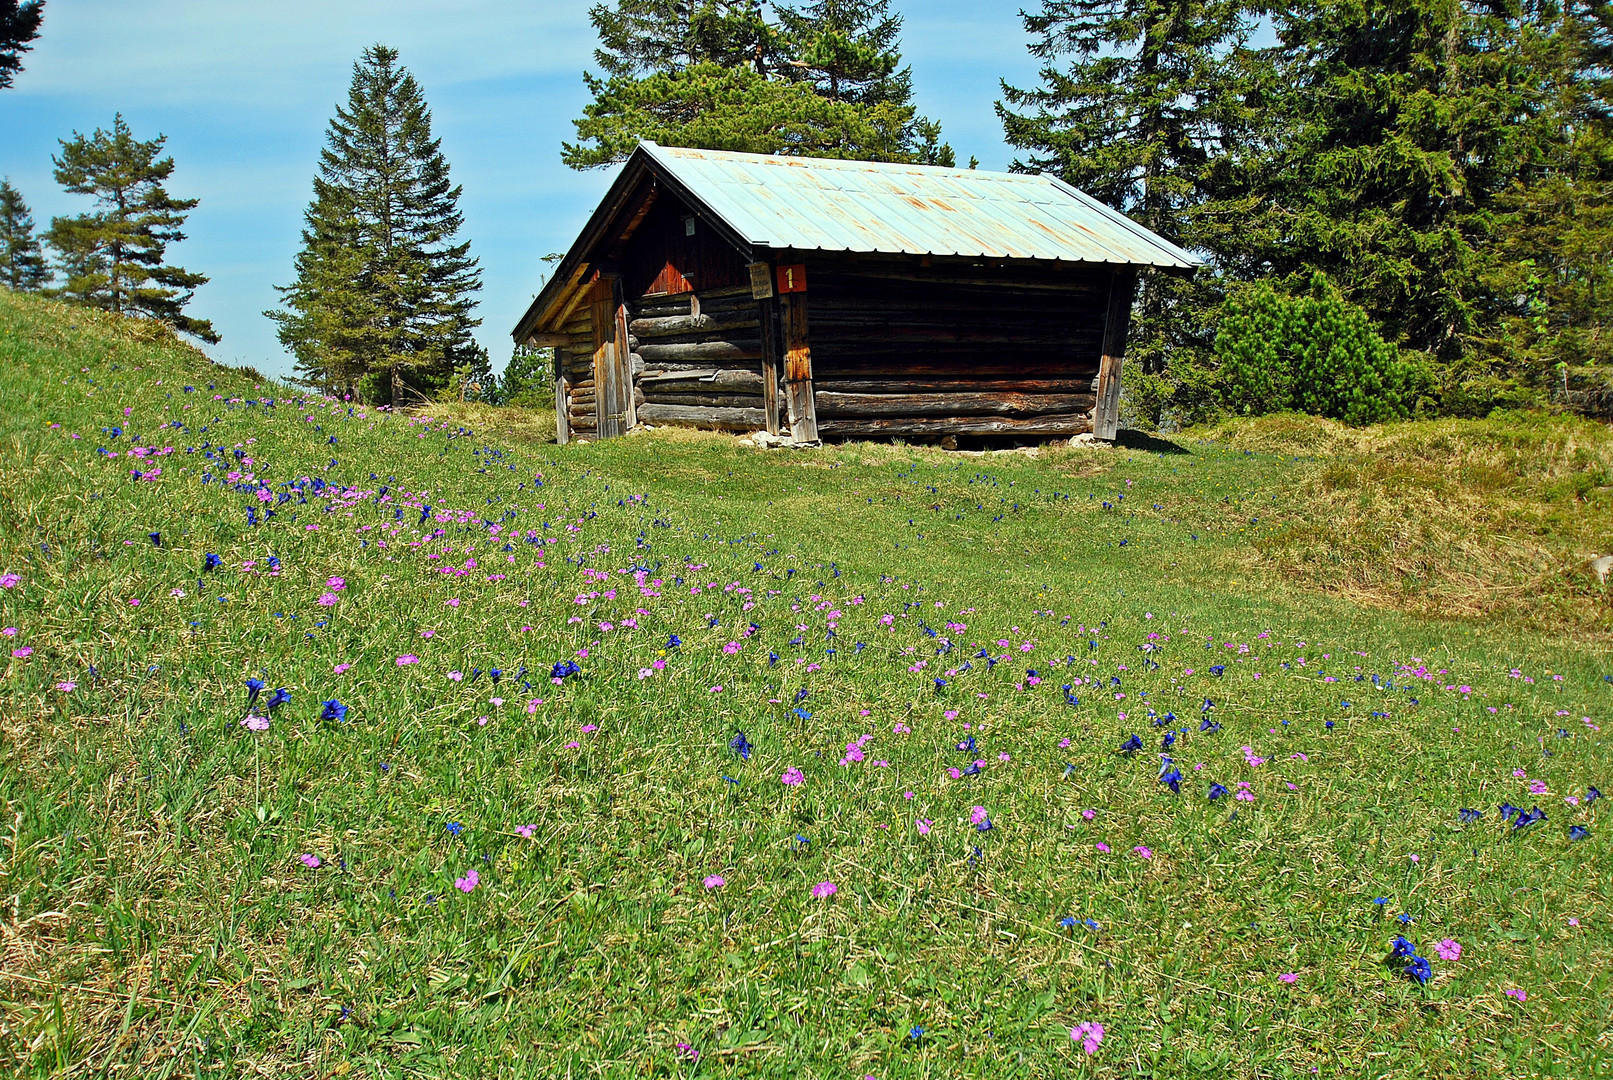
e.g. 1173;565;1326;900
1194;411;1613;640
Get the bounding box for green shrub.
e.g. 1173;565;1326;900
1216;276;1415;425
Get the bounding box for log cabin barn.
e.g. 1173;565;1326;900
511;142;1200;446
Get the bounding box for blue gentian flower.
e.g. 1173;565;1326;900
1373;897;1388;906
1208;783;1228;800
729;732;752;761
1458;808;1482;823
976;814;993;832
1082;918;1101;931
265;688;291;711
667;634;681;649
1208;665;1225;676
1404;954;1432;984
1118;734;1143;753
1062;762;1076;778
1587;787;1602;804
1397;913;1413;925
1201;698;1214;713
1514;806;1546;830
1059;916;1077;928
1568;825;1590;841
204;553;222;571
908;1026;923;1042
1160;766;1182;794
490;669;502;684
1162;731;1176;749
1390;935;1417;958
1200;718;1220;733
446;822;464;836
960;762;982;777
1498;803;1523;822
321;699;347;722
1325;720;1335;729
768;651;779;665
956;735;975;753
245;678;265;705
148;532;162;547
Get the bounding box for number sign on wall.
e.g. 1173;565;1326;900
776;264;807;294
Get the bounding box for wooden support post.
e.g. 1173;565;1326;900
614;295;637;431
553;348;571;446
758;296;783;435
1093;268;1137;441
781;292;818;443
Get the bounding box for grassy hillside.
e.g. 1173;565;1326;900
1;288;1609;1077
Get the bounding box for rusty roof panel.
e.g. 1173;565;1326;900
642;142;1201;269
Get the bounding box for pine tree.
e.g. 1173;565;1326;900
1;0;45;90
269;45;482;404
45;115;218;342
566;0;950;168
0;179;49;291
998;0;1262;424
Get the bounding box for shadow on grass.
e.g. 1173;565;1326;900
1116;428;1192;455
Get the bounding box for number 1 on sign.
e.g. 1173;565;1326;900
776;264;806;294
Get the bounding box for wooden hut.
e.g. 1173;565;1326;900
512;143;1199;446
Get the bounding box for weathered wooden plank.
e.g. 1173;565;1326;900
1093;268;1137;441
638;391;765;409
815;391;1096;418
636;403;768;430
818;414;1095;437
615;301;637;430
640;369;764;393
640;361;765;377
638;341;763;363
629;313;759;338
781;292;817;443
554;355;570;446
758;295;782;436
814;377;1098;394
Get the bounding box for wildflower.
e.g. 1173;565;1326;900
1587;787;1602;804
675;1042;699;1061
1568;825;1590;841
1404;954;1432;984
703;875;725;889
264;688;291;712
514;825;535;839
454;869;479;893
1498;802;1523;822
907;1026;923;1043
1071;1021;1104;1055
1434;939;1461;961
55;681;76;692
321;699;347;722
1459;808;1482;823
148;531;162;546
204;553;222;571
1134;845;1152;858
396;654;419;666
1160;766;1182;794
1208;783;1228;800
812;881;837;898
1513;806;1547;830
916;818;932;835
317;592;339;606
1390;936;1417;958
1278;973;1298;983
1504;988;1527;1002
1095;842;1110;853
245;678;265;705
445;822;464;836
240;715;269;732
0;572;19;588
12;646;32;658
1398;913;1413;924
299;854;320;868
1059;916;1077;928
1118;733;1143;753
729;732;752;761
781;766;804;786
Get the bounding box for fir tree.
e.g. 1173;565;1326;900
1;0;45;90
998;0;1261;423
566;0;950;168
269;45;482;404
45;115;218;342
0;178;49;291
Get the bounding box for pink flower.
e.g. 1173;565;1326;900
241;715;270;732
970;806;990;826
1504;988;1527;1002
580;724;597;734
420;629;435;639
1134;845;1153;858
128;598;140;607
396;654;418;665
1;572;21;588
299;853;320;868
903;791;915;800
811;881;837;899
326;577;346;591
1071;1021;1104;1054
317;592;339;606
514;825;535;839
1568;918;1580;927
1278;972;1298;983
916;818;932;835
0;627;14;636
1082;809;1095;820
565;741;580;749
703;875;725;889
55;681;76;692
781;766;805;786
11;647;32;658
709;685;723;693
1095;842;1110;853
454;869;480;893
1434;939;1461;961
448;670;464;681
333;663;351;674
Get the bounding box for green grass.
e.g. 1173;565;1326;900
1;288;1610;1078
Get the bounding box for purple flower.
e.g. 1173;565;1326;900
454;869;480;893
811;881;837;899
781;766;804;786
1071;1021;1104;1054
299;853;320;868
1434;939;1461;961
703;875;725;889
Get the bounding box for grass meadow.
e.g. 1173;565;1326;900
1;288;1610;1077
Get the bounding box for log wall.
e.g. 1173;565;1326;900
555;305;598;440
802;257;1112;439
628;285;770;431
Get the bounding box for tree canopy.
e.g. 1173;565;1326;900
0;0;44;90
0;179;49;291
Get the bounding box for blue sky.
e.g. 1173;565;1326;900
0;1;1046;379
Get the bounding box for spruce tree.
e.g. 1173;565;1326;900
0;179;49;291
269;45;482;404
1;0;45;90
45;115;218;342
998;0;1261;424
566;0;950;168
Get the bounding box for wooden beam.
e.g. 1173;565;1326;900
526;333;572;348
615;295;637;430
781;292;817;443
1093;268;1137;441
553;349;570;446
757;294;782;435
636;403;768;430
818;414;1095;437
815;391;1097;418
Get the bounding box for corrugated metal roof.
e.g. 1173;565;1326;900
641;141;1201;270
